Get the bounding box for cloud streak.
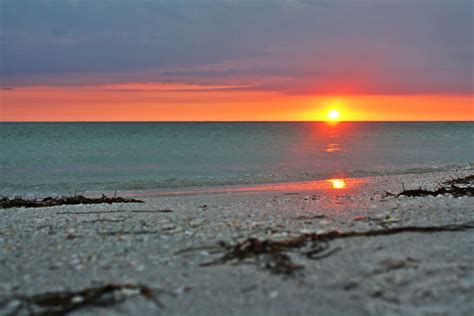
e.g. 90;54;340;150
1;0;472;95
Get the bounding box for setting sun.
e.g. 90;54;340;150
328;110;340;121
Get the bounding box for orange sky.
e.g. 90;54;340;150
1;84;472;121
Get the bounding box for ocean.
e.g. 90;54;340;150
1;122;473;196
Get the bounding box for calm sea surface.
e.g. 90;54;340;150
1;122;473;196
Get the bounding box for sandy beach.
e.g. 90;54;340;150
1;168;473;315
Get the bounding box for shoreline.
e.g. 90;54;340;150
1;168;473;315
127;166;473;198
2;163;473;199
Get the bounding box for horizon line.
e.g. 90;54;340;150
1;120;473;123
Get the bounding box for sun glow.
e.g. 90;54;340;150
328;109;340;121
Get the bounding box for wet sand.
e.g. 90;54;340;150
1;169;473;315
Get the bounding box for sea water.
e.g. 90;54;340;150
1;122;473;196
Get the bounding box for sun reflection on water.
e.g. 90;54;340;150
325;143;342;153
328;178;347;189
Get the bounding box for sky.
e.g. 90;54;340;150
1;0;473;121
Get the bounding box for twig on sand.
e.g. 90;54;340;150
81;218;127;224
57;210;127;215
0;194;143;209
292;214;326;220
131;209;174;213
97;230;160;236
0;283;175;316
183;221;474;277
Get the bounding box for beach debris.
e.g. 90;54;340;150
0;283;174;315
81;217;127;224
57;210;128;215
199;238;307;276
131;209;174;213
383;175;474;199
184;221;474;277
293;214;326;220
65;233;78;240
0;194;143;209
443;174;474;186
98;229;160;236
395;185;473;198
303;195;318;201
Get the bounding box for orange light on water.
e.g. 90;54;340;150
328;178;347;189
325;143;342;153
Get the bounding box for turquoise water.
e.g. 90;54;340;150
1;122;473;196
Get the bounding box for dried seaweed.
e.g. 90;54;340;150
0;194;143;209
199;238;308;276
0;283;174;316
443;174;474;186
382;176;474;199
396;185;473;198
382;174;474;199
194;221;474;276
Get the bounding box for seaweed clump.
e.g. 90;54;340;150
444;174;474;186
0;283;174;316
0;194;143;209
188;222;474;277
384;174;474;198
396;185;473;198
